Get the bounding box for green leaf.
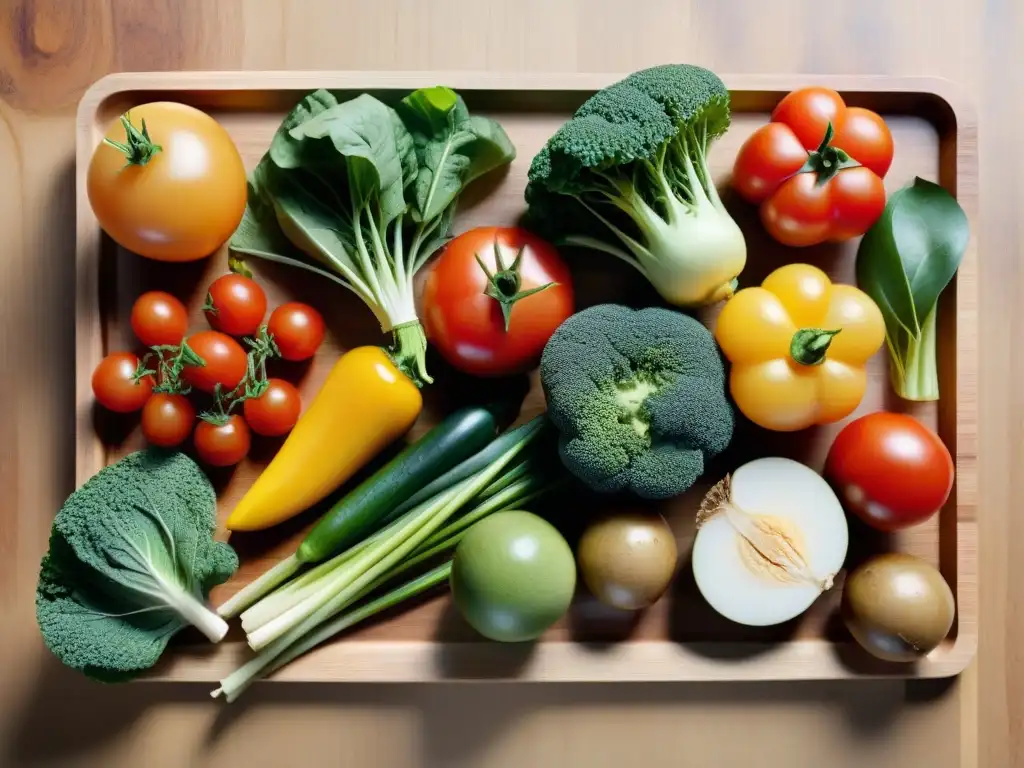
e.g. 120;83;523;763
461;114;518;186
229;171;309;264
37;536;180;682
891;178;969;323
390;107;419;189
399;86;460;134
857;178;968;340
856;187;919;336
264;166;357;267
37;451;239;680
398;89;516;223
288;94;412;227
413;204;456;271
855;176;969;402
265;89;341;169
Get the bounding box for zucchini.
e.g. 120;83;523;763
381;419;539;525
296;406;500;564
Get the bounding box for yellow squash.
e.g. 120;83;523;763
227;346;422;531
714;264;885;432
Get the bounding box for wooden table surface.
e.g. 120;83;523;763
0;1;1018;766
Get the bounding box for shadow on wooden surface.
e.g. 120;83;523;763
2;647;957;767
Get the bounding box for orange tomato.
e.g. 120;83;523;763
87;102;247;262
714;264;885;432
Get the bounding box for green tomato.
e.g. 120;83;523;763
450;510;576;642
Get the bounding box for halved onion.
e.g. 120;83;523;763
692;457;849;627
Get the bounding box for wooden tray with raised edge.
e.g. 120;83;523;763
74;71;978;683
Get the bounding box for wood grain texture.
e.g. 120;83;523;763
0;0;1017;766
73;71;979;684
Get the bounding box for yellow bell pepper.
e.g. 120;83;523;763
714;263;884;432
227;346;422;531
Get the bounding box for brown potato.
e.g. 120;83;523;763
841;552;955;662
577;511;678;611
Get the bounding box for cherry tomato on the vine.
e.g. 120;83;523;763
204;273;268;337
824;412;954;532
182;331;248;394
141;393;196;447
243;379;302;437
422;226;574;377
194;415;251;467
130;291;189;346
91;352;154;413
267;302;325;361
733;87;893;247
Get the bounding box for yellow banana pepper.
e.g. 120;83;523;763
227;346;422;531
714;263;884;432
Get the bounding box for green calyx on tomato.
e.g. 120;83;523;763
423;226;574;378
790;327;841;366
148;340;205;395
732;86;894;248
199;325;279;426
475;240;556;332
102;111;162;167
796;122;862;186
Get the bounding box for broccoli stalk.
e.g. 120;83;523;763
526;64;746;308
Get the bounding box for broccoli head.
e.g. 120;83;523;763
540;304;734;499
525;64;746;309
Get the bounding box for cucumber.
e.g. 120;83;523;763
381;419;540;526
296;406;500;564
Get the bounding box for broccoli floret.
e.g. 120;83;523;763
36;450;238;682
540;304;734;499
526;64;746;308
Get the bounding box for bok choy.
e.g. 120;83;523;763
855;177;969;401
230;87;516;385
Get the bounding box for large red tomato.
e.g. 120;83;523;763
423;227;574;377
824;412;954;532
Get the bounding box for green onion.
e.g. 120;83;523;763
215;474;560;702
217;418;545;619
212;416;557;702
217;555;302;619
213;563;452;703
246;417;545;652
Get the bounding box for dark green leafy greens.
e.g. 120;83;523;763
230;86;516;385
855;177;969;401
36;451;237;682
